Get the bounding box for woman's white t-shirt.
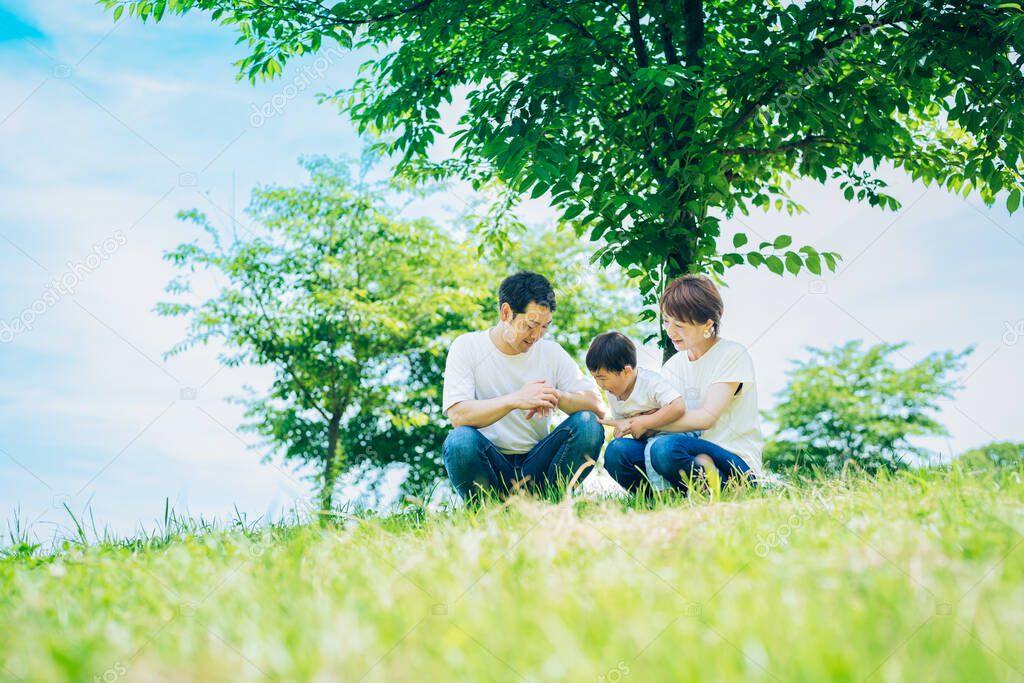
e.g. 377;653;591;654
441;330;598;454
661;338;764;474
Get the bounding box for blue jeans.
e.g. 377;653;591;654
603;433;754;494
442;411;605;502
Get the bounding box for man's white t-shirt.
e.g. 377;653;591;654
441;330;598;454
661;338;764;474
607;367;681;420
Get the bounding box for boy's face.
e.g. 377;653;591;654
591;366;635;400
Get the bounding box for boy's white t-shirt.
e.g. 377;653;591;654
661;338;764;474
442;330;599;454
607;367;681;419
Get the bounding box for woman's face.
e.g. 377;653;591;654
662;313;713;352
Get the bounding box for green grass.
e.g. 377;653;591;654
2;464;1023;682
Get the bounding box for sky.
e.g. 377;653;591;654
1;1;1022;544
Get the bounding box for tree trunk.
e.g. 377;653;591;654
319;409;343;513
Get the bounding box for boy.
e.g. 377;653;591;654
586;331;699;491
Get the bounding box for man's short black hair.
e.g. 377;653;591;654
498;271;556;315
585;332;637;373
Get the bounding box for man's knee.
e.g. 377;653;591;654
442;426;484;471
565;410;605;448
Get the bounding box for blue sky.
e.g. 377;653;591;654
1;1;1022;542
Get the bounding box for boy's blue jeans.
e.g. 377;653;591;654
604;433;754;494
442;411;605;502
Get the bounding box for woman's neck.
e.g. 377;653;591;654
688;336;720;361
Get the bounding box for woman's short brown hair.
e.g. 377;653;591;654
660;275;723;335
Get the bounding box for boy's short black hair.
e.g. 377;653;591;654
585;331;637;373
498;271;556;315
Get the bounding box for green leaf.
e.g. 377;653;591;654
785;251;802;275
1007;188;1022;213
766;255;784;275
561;204;585;222
805;252;822;275
773;234;793;249
733;233;748;248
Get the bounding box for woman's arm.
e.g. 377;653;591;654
600;397;685;438
656;382;740;433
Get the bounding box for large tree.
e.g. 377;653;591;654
103;0;1024;345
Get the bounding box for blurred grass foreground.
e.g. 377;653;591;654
2;462;1023;682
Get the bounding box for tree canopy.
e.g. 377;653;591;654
103;0;1024;329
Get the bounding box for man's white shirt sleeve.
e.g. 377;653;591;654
441;335;477;416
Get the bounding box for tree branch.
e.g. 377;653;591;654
536;0;631;74
650;0;679;65
722;134;841;156
681;0;703;68
626;0;650;68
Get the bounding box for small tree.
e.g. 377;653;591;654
158;155;490;510
763;340;971;475
958;442;1024;470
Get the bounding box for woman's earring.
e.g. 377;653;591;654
703;329;712;339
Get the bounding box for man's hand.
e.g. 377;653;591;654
514;380;559;420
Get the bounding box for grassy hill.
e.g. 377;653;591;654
2;464;1022;682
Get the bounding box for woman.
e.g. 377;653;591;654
603;275;763;493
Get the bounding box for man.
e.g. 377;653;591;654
441;271;605;502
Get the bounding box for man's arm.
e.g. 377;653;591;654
448;380;559;428
555;389;606;418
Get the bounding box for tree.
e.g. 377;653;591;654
958;441;1024;469
103;0;1024;355
763;340;971;475
158;155;491;510
344;224;648;504
159;155;644;507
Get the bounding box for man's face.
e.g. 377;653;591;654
591;367;634;400
500;302;552;353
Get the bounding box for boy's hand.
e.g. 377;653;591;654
599;416;644;439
